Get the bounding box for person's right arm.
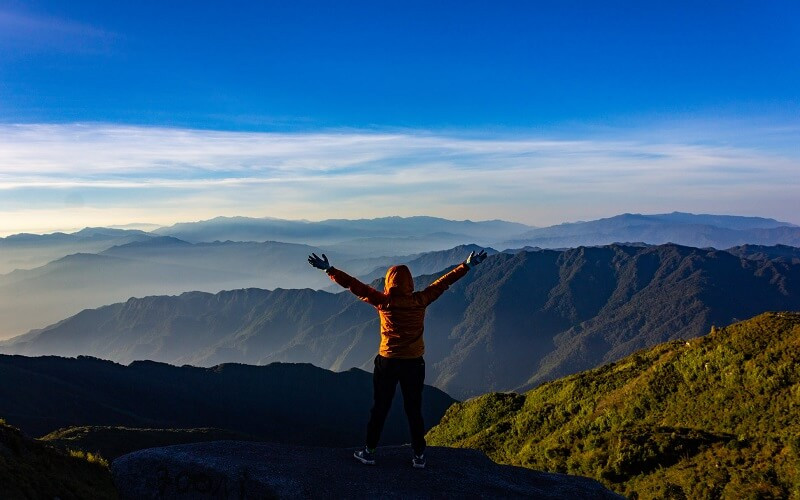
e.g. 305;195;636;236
326;267;385;307
308;252;384;306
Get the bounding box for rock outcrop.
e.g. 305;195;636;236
112;441;622;499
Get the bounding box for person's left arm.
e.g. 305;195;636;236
417;250;487;306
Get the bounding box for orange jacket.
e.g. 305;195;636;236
326;263;470;358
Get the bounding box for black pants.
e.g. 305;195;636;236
366;354;426;455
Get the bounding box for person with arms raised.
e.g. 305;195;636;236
308;249;487;469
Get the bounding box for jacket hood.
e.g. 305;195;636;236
384;265;414;296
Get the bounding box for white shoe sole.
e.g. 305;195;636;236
354;452;376;465
413;462;425;469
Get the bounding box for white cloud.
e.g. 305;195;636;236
0;122;798;234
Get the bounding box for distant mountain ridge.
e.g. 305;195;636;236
0;227;153;274
4;243;799;398
153;215;533;248
505;212;800;249
153;212;800;253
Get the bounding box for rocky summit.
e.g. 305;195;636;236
111;441;621;499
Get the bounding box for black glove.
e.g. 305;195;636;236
465;249;487;269
308;253;331;271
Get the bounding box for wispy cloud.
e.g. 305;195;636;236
0;10;117;54
0;121;798;234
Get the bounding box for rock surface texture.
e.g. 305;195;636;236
112;441;622;499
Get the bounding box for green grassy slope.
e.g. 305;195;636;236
427;312;800;499
0;420;116;500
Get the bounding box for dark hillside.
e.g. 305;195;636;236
0;420;116;499
0;355;455;447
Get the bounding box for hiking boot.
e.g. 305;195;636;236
354;447;376;465
412;453;426;469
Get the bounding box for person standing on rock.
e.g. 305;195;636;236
307;249;488;469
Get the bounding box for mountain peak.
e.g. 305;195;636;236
105;236;190;251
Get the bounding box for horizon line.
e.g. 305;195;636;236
2;210;799;239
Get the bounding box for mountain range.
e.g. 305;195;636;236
0;215;524;279
2;211;799;348
4;212;798;278
0;239;483;338
153;215;533;248
4;243;799;399
426;312;800;498
503;212;800;249
0;227;153;274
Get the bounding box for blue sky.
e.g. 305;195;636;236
0;1;798;234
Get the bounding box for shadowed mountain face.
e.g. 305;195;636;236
725;243;800;264
0;288;357;366
504;212;800;249
426;312;800;498
4;244;799;399
357;244;497;283
0;355;455;447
